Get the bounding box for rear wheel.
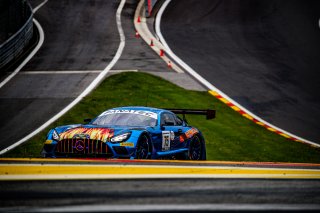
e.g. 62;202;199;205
135;134;150;159
188;135;204;160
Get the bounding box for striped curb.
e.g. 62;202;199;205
1;163;320;180
1;158;320;168
208;90;312;145
2;159;319;180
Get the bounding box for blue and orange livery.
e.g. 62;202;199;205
41;106;215;160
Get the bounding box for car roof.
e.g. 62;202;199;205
110;106;170;114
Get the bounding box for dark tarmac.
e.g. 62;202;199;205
1;179;320;212
162;0;320;143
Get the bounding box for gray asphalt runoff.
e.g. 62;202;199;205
161;0;320;143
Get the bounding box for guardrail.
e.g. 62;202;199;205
0;0;33;70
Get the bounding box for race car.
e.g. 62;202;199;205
41;106;215;160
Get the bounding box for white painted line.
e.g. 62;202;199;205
32;0;48;13
20;70;138;74
155;0;320;148
21;70;103;74
109;69;138;73
22;203;320;212
155;0;172;53
19;204;320;212
2;173;320;181
0;0;48;89
0;0;127;155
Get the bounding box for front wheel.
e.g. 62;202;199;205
188;135;205;160
135;134;151;159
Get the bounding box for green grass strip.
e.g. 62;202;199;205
3;72;320;163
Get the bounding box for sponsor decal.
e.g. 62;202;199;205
185;128;198;138
59;128;114;142
120;142;134;147
99;109;158;119
45;140;53;144
179;128;199;142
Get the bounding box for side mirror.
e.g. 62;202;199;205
84;118;92;123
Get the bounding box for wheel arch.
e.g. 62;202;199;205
189;132;207;160
138;131;153;154
134;131;154;159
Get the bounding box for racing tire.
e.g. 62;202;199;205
135;134;151;159
188;135;205;160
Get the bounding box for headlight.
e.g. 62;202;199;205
111;132;131;143
52;129;60;141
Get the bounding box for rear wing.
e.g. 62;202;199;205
165;109;216;120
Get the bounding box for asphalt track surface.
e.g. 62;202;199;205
161;0;320;143
1;179;320;212
0;0;118;150
1;1;320;211
0;0;184;152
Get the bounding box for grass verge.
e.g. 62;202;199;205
3;72;320;162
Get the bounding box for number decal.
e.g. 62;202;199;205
162;131;171;151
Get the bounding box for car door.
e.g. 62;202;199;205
160;112;186;151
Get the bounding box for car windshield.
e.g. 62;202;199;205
92;110;158;127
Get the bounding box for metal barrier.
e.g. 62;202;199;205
0;0;33;70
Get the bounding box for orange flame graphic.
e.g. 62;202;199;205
59;128;114;142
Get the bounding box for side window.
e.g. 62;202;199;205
175;116;183;126
161;113;176;126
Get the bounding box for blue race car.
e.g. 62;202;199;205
41;106;215;160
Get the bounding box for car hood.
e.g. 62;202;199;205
58;125;147;142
